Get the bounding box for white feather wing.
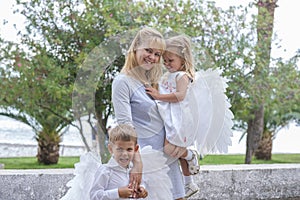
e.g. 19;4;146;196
60;152;101;200
140;146;173;200
189;68;234;155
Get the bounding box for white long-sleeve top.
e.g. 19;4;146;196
90;158;139;200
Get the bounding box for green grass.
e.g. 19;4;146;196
0;156;79;169
201;154;300;165
0;154;299;169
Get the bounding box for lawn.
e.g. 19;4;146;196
200;153;300;165
0;156;80;169
0;154;299;169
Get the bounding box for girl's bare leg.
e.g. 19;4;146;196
164;139;187;158
179;158;190;176
164;140;190;176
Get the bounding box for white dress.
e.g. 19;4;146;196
157;69;234;155
60;146;173;200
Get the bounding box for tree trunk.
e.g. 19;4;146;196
96;123;110;163
37;133;60;165
245;0;278;164
255;130;273;160
245;105;264;164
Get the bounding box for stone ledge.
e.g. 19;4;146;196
194;164;300;200
0;164;299;200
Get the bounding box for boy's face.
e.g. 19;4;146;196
163;51;183;73
108;140;138;168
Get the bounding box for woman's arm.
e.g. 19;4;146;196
112;76;133;125
112;76;143;197
129;150;143;198
146;74;189;102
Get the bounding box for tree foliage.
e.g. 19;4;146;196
0;0;299;163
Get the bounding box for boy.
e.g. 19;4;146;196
90;124;148;199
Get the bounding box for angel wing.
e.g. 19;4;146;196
140;146;173;200
189;68;234;156
60;151;101;200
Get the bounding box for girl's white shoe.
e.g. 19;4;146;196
187;149;200;175
184;182;199;198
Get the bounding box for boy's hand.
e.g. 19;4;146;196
118;186;134;198
135;187;148;199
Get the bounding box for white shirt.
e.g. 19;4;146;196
90;157;143;200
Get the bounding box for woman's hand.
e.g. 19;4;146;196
129;150;143;198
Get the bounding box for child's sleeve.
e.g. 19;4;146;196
60;152;101;200
90;166;118;200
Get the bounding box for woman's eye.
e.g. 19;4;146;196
155;53;161;57
145;48;153;53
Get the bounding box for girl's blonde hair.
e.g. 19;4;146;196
121;27;166;87
108;124;137;145
165;35;195;80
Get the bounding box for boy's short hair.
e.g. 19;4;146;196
108;124;137;144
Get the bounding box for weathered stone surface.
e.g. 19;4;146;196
0;164;299;200
0;169;74;200
192;164;300;200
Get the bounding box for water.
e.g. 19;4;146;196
0;115;299;157
0;115;86;157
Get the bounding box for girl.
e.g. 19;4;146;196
146;34;234;198
145;35;200;198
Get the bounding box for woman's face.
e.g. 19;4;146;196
163;51;184;73
135;47;162;71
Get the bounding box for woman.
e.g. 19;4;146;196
112;27;186;199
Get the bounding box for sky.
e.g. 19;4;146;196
215;0;300;60
0;0;299;154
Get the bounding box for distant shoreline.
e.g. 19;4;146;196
1;116;299;155
0;142;85;158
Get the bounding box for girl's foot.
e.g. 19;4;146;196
186;149;200;175
184;182;199;198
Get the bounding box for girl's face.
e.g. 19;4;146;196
163;52;184;73
135;47;162;71
108;140;138;168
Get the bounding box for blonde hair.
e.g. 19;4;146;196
164;35;195;80
108;124;137;144
121;27;166;87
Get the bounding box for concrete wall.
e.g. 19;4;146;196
193;164;300;200
0;164;299;200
